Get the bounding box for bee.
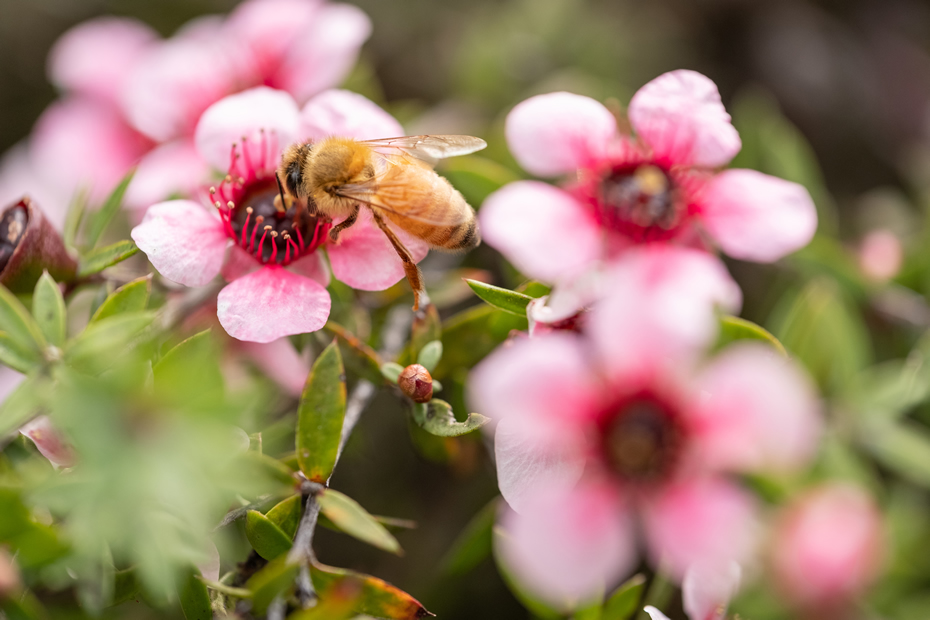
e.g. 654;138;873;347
278;135;486;311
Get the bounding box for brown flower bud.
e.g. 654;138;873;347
398;363;433;403
0;196;77;293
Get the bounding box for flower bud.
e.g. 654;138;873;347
0;197;77;293
398;364;433;403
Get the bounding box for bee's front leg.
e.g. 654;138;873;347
328;204;360;243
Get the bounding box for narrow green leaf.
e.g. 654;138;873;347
241;452;298;488
0;487;33;539
0;285;45;355
435;304;527;377
62;188;89;249
381;362;404;383
111;568;141;606
716;316;786;356
412;399;489;437
64;312;153;370
602;574;646;620
85;170;134;248
310;562;433;619
178;568;212;620
0;376;43;439
90;275;151;323
860;421;930;488
0;332;40;373
0;593;45;620
78;240;139;277
297;340;346;483
153;330;224;408
441;498;496;575
465;279;534;316
574;600;602;620
246;557;300;615
245;510;293;560
32;272;66;347
318;489;402;555
416;340;443;372
266;495;302;539
9;523;69;568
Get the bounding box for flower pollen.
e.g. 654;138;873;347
595;163;685;241
601;394;683;483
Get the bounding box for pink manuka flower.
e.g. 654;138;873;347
480;70;818;284
470;246;821;607
132;87;427;343
645;560;741;620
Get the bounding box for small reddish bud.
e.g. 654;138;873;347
398;364;433;403
0;197;77;293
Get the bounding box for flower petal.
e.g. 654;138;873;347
125;140;209;213
644;607;671;620
628;70;741;168
238;337;312;397
217;266;330;342
221;244;262;282
288;251;330;287
195;87;300;171
506;92;617;177
700;169;817;262
643;478;758;582
326;209;428;290
131;200;228;287
682;560;741;620
480;181;602;282
300;90;404;141
20;416;76;468
0;143;70;229
689;343;821;474
590;246;741;381
496;483;635;608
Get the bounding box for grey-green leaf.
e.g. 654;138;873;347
380;362;404;383
0;284;45;355
464;279;534;316
32;272;66;347
602;574;646;620
265;495;301;539
0;375;43;438
85;170;134;248
297;341;346;483
417;340;443;372
245;510;293;560
90;275;151;323
78;240;139;277
716;315;786;356
177;568;212;620
65;312;153;371
412;399;489;437
317;489;402;555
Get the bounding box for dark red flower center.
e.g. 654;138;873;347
595;164;684;241
600;394;683;483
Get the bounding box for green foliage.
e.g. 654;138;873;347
310;562;433;619
246;510;293;560
412;399;489;437
441;498;497;575
296;340;346;483
317;488;402;555
266;495;302;539
177;568;212;620
416;340;443;372
90;275;151;323
465;278;535;316
247;557;299;615
77;240;140;277
32;272;66;347
84;170;135;248
716;315;786;355
602;574;646;620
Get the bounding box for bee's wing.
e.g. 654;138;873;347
334;175;471;227
358;135;487;168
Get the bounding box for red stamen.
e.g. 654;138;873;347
283;233;293;263
270;231;279;263
240;207;253;246
249;215;264;253
256;225;272;262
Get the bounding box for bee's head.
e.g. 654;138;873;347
278;142;313;198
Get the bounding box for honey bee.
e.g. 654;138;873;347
278;135;486;311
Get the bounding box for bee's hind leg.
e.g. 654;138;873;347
370;209;430;312
328;204;360;243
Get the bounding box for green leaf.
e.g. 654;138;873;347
111;568;141;606
153;330;224;409
0;376;44;439
602;574;646;620
317;489;402;555
62;188;89;250
0;285;45;358
441;155;518;206
310;562;433;619
860;421;930;488
32;272;66;347
178;568;212;620
441;498;496;575
465;279;534;316
0;332;40;373
287;575;359;620
64;312;153;371
246;556;300;615
77;240;139;277
435;304;527;377
380;362;404;383
297;340;346;483
0;594;45;620
0;486;33;540
399;303;442;367
90;275;151;323
245;510;293;560
241;451;298;488
412;399;489;437
416;340;443;373
85;170;134;248
266;495;302;539
716;316;786;356
9;522;69;568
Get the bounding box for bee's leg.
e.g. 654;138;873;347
328;204;360;243
370;209;429;312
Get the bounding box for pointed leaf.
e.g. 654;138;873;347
241;452;299;488
153;330;224;408
416;340;443;373
85;170;134;248
441;498;496;575
0;333;40;373
310;562;433;619
716;316;786;355
465;279;534;316
90;275;151;323
32;272;66;347
266;495;302;539
111;568;141;606
65;312;153;371
602;574;646;620
178;568;212;620
0;375;44;439
246;510;293;560
297;340;346;483
380;362;404;383
77;240;139;277
318;489;401;555
62;188;89;249
412;399;489;437
288;576;359;620
0;285;45;355
246;556;300;615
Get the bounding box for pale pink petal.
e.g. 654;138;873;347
689;343;821;474
20;416;76;468
590;246;741;381
197;540;221;583
0;144;70;229
31;98;151;203
195;87;300;171
288;251;330;287
48;17;158;106
131;200;228;287
326;209;428;290
858;229;902;282
221;244;262;282
700;170;817;262
125;140;209;212
275;3;372;103
644;607;671;620
300;90;403;141
628;70;741;168
216;266;330;342
239;337;311;397
643;478;758;582
493;414;587;514
496;483;635;608
480;181;602;282
682;560;741;620
506;92;617;177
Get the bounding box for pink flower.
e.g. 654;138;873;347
471;246;821;606
480;70;818;283
645;561;741;620
771;484;884;610
132;87;426;343
858;229;902;282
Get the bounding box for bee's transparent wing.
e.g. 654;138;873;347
358;135;487;167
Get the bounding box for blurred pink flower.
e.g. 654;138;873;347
471;247;821;606
132;87;425;342
0;369;75;468
858;229;902;282
771;484;883;611
481;70;818;283
645;560;741;620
